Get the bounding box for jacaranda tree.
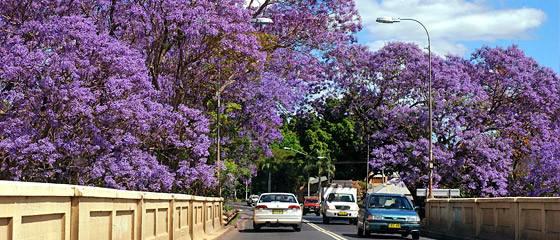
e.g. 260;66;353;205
324;42;559;197
0;0;361;193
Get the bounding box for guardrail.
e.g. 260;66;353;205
0;181;223;240
424;197;560;240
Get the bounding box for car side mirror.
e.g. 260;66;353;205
414;206;419;211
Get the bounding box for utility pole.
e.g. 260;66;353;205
245;180;248;200
216;84;221;197
366;141;370;192
267;163;271;193
307;174;311;197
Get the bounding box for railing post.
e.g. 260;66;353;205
189;199;194;240
70;193;80;240
220;199;224;227
513;198;519;240
540;200;546;239
475;198;481;237
138;195;144;240
202;199;207;235
170;197;175;240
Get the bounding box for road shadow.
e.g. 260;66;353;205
342;233;407;239
239;228;297;233
309;221;353;226
303;217;353;226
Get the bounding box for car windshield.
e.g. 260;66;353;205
368;196;413;210
259;194;297;203
328;193;354;202
305;199;318;203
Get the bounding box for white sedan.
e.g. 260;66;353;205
253;193;303;231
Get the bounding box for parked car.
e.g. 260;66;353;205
303;196;321;216
253;193;303;232
321;186;359;224
247;194;260;206
356;193;420;239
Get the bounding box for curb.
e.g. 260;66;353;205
223;210;239;225
205;226;234;240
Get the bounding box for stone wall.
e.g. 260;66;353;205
0;181;223;240
424;197;560;240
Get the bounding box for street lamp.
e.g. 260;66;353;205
376;16;434;198
283;147;329;199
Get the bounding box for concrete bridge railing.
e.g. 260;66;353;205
424;197;560;240
0;181;223;240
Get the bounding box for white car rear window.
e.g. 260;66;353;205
260;194;297;203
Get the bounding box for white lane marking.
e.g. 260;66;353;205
303;219;348;240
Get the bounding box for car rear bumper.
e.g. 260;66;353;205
324;209;358;218
253;215;302;225
366;221;420;233
304;206;320;212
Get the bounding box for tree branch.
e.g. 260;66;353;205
252;0;271;18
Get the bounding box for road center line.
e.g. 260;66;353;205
303;219;347;240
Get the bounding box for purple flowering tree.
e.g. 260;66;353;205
0;0;361;193
0;15;214;191
325;43;559;197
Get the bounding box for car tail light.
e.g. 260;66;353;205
255;205;268;209
367;215;374;221
288;205;301;210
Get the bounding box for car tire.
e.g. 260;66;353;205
253;222;261;231
401;233;409;238
349;218;357;225
293;224;302;232
411;231;420;240
322;216;330;224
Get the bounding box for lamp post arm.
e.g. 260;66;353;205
399;18;430;49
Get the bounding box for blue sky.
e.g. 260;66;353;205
355;0;559;73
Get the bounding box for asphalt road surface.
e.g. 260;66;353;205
220;202;436;240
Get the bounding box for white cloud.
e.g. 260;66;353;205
356;0;546;56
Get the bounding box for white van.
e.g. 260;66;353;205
321;186;359;224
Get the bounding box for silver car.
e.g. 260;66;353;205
247;194;260;206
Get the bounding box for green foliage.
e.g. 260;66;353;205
249;97;371;194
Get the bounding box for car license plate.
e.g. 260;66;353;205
272;209;283;214
338;212;348;216
388;223;401;229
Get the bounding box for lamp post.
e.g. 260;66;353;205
267;163;271;193
216;17;274;197
283;147;329;200
245;179;249;200
376;16;434;199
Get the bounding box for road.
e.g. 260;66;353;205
220;202;436;240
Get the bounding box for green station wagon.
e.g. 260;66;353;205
356;193;421;239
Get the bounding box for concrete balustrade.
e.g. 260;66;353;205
0;181;223;240
424;197;560;240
